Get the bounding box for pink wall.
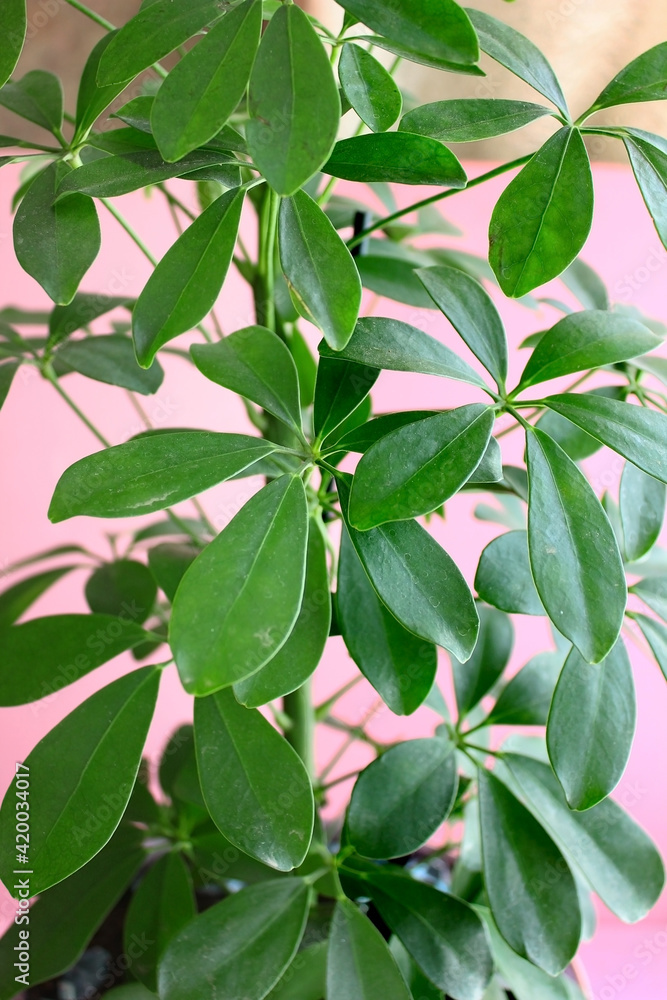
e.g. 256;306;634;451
1;162;667;995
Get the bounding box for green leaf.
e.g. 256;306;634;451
0;566;74;629
49;430;276;520
339;476;479;661
0;613;149;706
477;909;574;1000
620;462;666;562
348;736;457;858
234;522;330;707
124;853;196;991
623;130;667;250
57;335;164;394
489;128;593;298
0;0;25;89
97;0;224;85
518;310;661;390
390;937;444;1000
417;265;508;388
0;360;19;410
486;651;564;726
338;528;437;715
320;317;487;389
534;399;612;462
630;576;667;620
335;0;479;67
85;559;157;623
503;753;665;923
147;543;197;603
14;162;100;305
314;357;378;443
0;667;159;894
632;613;667;680
0;69;62;133
133;187;244;367
361;868;493;1000
192;325;303;435
171;476;308;694
279;190;362;351
327;898;412;1000
466;9;568;115
478;769;580;975
151;0;262;161
360;35;485;75
266;942;327;1000
589;42;667;113
195;689;314;870
0;826;144;1000
159;879;310;1000
57;146;237;199
336;409;436;454
401;98;552;143
74;33;129;140
475;530;544;616
454;605;513;718
48;293;133;348
339;43;402;132
349;405;495;529
247;3;339;196
561;257;610;311
526;429;626;663
356;252;438;309
547;640;635;811
543;392;667;483
324;132;467;187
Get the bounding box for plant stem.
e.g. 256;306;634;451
63;0;115;30
44;366;111;447
347;155;533;250
320;767;361;791
315;675;362;719
284;680;316;779
101;199;158;266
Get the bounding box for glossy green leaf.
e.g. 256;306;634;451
503;753;665;923
147;543;197;604
0;69;62;133
0;566;74;629
518;310;661;389
349;405;495;529
320;317;487;389
478;769;580;975
0;826;144;1000
171;476;308;694
547;640;635;811
195;689;314;870
337;528;437;716
0;613;149;706
339;476;479;660
336;0;479;67
475;530;544;616
85;559;157;623
49;430;276;520
620;462;666;562
486;651;564;726
97;0;223;85
133;187;244;367
0;360;19;410
279;190;362;351
489;128;593;298
417;265;508;388
633;612;667;680
266;942;327;1000
57;335;164;394
192;326;302;434
362;868;493;1000
478;909;574;1000
74;32;129;140
390;937;444;1000
535;407;603;462
361;34;484;75
235;522;330;706
348;736;457;858
48;293;132;348
314;357;378;442
124;853;196;991
589;42;667;113
631;576;667;620
327;898;412;1000
466;9;568;115
454;605;513;718
0;0;25;89
247;3;339;195
526;429;625;663
151;0;262;161
623;130;667;249
543;392;667;483
339;43;402;132
159;879;310;1000
324;132;467;187
561;257;610;311
401;98;552;143
14;162;100;305
336;410;436;454
357;252;438;309
0;667;159;894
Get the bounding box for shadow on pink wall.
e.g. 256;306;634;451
1;162;666;996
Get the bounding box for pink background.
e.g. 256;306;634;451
1;162;667;997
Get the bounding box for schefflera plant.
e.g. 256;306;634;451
2;1;667;998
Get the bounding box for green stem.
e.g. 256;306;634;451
320;767;361;792
101;199;158;265
44;365;111;446
63;0;115;30
315;675;362;719
283;680;316;779
347;155;533;250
